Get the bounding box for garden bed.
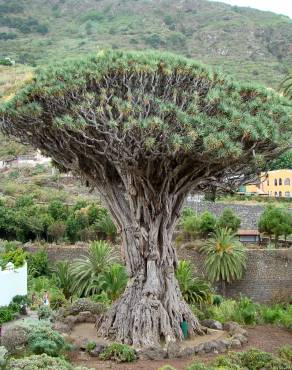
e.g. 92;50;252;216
71;325;292;370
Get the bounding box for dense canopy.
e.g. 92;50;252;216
1;50;291;346
1;50;291;191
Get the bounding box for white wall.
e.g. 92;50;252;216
0;263;27;306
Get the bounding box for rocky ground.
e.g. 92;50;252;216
70;323;292;370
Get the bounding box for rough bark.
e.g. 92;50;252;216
95;178;205;347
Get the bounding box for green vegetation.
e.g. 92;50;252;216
175;261;212;305
179;208;241;241
200;228;247;294
0;196;116;243
0;295;28;325
0;0;291;88
258;205;292;246
184;348;292;370
99;343;136;363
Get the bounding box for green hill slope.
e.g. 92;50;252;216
1;0;292;88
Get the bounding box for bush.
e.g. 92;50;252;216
175;261;212;305
48;221;66;242
217;208;241;232
86;341;96;352
186;349;291;369
199;211;216;236
0;246;27;269
49;290;66;310
9;354;91;370
37;306;52;320
64;298;102;316
279;345;292;363
27;325;66;356
27;249;49;277
99;343;136;363
0;306;13;325
0;346;8;369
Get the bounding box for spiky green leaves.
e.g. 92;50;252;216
1;49;291;177
200;228;247;283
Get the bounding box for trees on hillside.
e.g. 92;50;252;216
1;50;291;346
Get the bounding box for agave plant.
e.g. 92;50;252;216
175;260;212;305
99;263;128;301
52;261;74;299
71;240;118;297
200;228;247;295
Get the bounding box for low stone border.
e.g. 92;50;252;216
137;320;248;360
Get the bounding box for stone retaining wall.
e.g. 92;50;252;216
26;243;292;303
185;201;265;229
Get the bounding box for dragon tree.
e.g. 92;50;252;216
1;50;291;347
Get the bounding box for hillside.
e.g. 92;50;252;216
0;0;292;89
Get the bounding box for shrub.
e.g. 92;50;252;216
180;214;201;239
217;208;241;232
199;211;216;236
64;298;103;316
0;247;27;269
175;261;212;305
49;290;66;310
9;353;91;370
279;345;292;363
48;221;66;242
37;306;52;320
0;346;8;369
27;325;66;356
27;249;49;277
86;341;96;352
100;263;127;301
99;343;136;363
0;306;13;325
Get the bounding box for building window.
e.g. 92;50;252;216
279;178;282;185
285;192;290;198
279;191;282;197
284;178;291;186
275;192;278;197
274;179;277;186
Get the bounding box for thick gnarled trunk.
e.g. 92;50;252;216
97;185;204;347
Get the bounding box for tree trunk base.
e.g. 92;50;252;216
97;276;206;347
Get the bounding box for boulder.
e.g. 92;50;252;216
89;343;107;357
166;342;181;359
178;346;197;358
231;338;242;348
232;333;248;344
138;345;167;360
76;311;96;323
223;321;240;333
203;340;221;353
201;319;223;330
52;321;71;334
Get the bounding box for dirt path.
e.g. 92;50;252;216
71;325;292;370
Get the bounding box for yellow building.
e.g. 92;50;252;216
245;169;292;198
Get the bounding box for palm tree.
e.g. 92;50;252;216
52;261;74;299
99;263;128;301
175;260;212;305
199;228;247;296
71;240;118;297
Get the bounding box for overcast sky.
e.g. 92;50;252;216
211;0;292;18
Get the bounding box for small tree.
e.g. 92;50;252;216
258;205;292;247
199;211;216;237
1;50;291;346
217;208;241;233
200;228;247;296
